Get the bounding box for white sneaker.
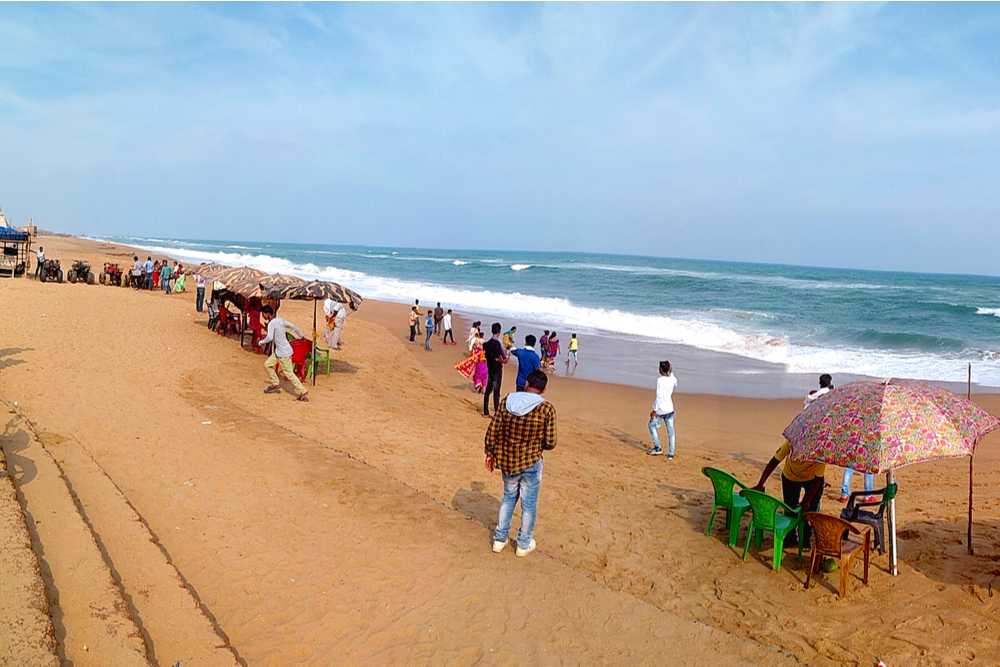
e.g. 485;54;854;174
515;539;536;557
492;540;507;553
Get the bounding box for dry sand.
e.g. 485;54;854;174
2;234;1000;665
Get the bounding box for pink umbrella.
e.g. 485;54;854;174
784;379;1000;573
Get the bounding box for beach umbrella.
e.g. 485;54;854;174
258;277;364;385
195;262;229;280
783;379;1000;575
211;266;269;298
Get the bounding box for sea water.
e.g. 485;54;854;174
104;236;1000;391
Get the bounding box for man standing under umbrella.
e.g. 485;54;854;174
260;305;309;402
323;296;347;350
752;441;824;547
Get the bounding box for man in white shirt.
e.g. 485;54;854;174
648;360;678;459
803;373;833;409
442;309;455;345
323;297;347;349
131;256;142;289
33;246;45;279
260;305;309;401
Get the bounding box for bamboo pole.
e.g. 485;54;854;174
312;299;318;386
968;363;975;555
887;469;898;576
969;453;975;555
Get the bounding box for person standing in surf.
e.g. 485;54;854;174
565;333;579;373
647;360;678;459
546;332;560;370
502;325;517;352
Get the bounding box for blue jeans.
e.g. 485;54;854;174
494;459;543;550
648;412;676;456
424;328;433;350
196;286;205;312
841;468;875;497
163;279;171;294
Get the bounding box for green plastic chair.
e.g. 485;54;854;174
305;348;332;381
702;467;751;547
739;488;804;571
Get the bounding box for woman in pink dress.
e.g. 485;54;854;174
546;331;560;370
455;332;489;393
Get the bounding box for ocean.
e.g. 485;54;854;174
102;236;1000;393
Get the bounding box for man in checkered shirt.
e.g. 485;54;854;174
484;369;557;557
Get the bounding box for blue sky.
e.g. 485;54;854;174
2;3;999;273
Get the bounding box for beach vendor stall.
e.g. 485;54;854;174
783;379;1000;576
258;275;363;385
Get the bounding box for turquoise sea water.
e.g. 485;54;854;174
104;236;1000;388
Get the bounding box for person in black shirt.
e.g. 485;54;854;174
483;322;507;417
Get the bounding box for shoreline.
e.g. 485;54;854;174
74;233;1000;398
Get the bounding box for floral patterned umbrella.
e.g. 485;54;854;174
783;380;1000;474
783;379;1000;572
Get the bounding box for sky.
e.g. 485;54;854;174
2;3;1000;274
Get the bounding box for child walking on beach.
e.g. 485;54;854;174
648;360;678;459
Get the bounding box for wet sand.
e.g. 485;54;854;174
2;233;1000;665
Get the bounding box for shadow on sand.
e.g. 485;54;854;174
0;347;32;371
451;481;499;530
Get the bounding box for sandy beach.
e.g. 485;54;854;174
3;233;1000;665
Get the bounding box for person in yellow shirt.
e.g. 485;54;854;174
565;333;580;372
752;440;825;547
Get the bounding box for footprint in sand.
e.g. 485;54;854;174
897;528;921;540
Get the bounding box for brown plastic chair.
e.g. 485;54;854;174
804;512;871;598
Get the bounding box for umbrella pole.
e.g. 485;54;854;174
968;452;975;555
887;469;898;576
312;299;317;386
967;366;974;555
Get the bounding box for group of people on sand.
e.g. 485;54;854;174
454;320;582;417
408;300;455;350
479;359;874;560
130;255;190;294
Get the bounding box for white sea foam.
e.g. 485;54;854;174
452;260;468;266
510;264;531;271
976;307;1000;318
125;241;1000;387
